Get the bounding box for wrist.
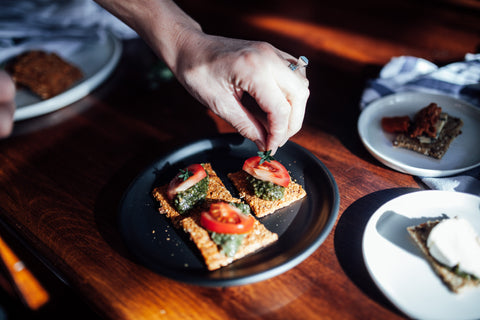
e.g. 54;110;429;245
156;21;204;76
94;0;203;75
142;1;203;74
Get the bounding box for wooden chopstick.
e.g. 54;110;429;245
0;233;49;310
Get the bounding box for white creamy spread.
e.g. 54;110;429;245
427;218;480;279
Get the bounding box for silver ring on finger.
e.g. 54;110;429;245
288;56;309;71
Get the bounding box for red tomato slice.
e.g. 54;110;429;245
242;156;290;187
167;164;207;200
200;202;255;234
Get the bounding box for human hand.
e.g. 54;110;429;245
0;70;16;138
173;32;310;154
93;0;309;153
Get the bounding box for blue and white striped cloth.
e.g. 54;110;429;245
0;0;137;64
360;53;480;196
360;53;480;110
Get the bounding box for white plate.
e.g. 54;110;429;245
362;190;480;320
358;92;480;177
7;33;122;121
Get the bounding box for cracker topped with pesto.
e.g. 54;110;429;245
152;163;278;270
181;201;278;270
153;163;236;227
166;163;209;214
228;151;307;218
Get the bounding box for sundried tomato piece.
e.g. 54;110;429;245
381;116;411;133
410;103;442;138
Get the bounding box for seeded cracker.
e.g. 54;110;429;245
152;163;236;227
6;50;83;99
407;220;480;293
394;115;463;159
181;211;278;270
152;163;278;270
227;170;307;218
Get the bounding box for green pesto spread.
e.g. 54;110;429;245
246;174;285;201
210;202;251;257
172;175;209;214
211;232;246;257
230;202;251;215
452;265;479;281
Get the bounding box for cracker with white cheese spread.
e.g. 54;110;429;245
407;220;480;293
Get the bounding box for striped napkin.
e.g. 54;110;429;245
0;0;137;63
360;53;480;196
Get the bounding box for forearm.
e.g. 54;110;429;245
94;0;202;74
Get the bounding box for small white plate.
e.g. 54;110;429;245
8;33;122;121
363;190;480;320
358;92;480;177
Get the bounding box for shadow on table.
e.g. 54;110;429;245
334;187;419;317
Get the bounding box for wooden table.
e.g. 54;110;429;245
0;0;478;319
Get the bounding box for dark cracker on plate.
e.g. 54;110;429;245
6;50;83;100
393;114;463;159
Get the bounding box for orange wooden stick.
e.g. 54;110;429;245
0;234;49;310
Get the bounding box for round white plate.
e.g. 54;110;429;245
363;190;480;320
358;92;480;177
8;33;122;121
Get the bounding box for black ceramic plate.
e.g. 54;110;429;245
118;133;339;287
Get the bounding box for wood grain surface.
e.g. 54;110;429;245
0;0;478;319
